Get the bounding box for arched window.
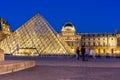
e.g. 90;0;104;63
111;49;114;53
98;49;100;53
103;49;105;53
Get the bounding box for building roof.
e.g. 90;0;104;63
61;22;76;32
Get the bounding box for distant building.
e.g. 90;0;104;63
60;22;120;56
59;22;81;52
0;18;12;41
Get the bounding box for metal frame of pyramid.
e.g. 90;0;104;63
0;13;73;56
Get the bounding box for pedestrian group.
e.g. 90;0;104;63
76;46;96;61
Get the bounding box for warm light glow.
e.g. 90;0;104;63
1;14;120;57
0;14;73;56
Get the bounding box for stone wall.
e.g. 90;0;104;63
0;49;4;61
0;61;35;75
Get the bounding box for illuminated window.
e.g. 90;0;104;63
98;42;100;46
93;42;95;46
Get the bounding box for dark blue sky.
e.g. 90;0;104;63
0;0;120;33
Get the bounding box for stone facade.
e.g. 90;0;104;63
60;22;120;56
0;49;4;61
59;22;81;53
0;18;12;41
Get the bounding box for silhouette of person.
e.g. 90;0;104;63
85;48;89;61
76;47;80;60
81;45;86;61
90;49;96;59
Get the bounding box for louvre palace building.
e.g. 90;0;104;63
60;22;120;56
0;13;120;56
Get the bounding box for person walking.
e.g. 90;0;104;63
81;46;86;61
76;47;80;60
90;49;96;59
85;48;89;61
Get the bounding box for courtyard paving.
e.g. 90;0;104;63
0;55;120;80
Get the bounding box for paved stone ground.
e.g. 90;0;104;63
0;55;120;80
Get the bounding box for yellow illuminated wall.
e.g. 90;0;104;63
0;18;11;41
60;22;81;53
60;25;120;56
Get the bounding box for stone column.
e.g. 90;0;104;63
0;49;4;61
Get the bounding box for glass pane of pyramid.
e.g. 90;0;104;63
0;13;73;56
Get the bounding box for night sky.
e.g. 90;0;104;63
0;0;120;33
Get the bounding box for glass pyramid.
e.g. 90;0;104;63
0;13;73;56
